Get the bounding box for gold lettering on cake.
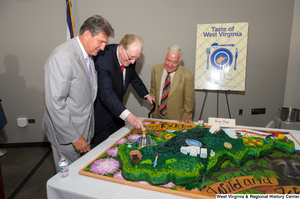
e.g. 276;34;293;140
144;121;194;132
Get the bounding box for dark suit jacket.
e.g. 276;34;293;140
94;44;149;135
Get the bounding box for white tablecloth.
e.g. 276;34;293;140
46;118;300;199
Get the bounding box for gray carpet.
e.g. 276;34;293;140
0;147;56;199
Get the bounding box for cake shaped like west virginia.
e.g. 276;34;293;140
117;127;295;185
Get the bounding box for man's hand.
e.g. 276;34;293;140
179;118;194;124
146;95;155;105
72;136;90;153
126;113;144;129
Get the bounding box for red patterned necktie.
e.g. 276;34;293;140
121;65;124;73
159;73;171;116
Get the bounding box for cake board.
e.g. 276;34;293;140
79;119;300;198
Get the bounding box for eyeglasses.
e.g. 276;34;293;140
124;49;138;61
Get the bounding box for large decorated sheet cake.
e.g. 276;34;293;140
79;120;300;198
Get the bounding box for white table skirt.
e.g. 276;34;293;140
46;118;300;199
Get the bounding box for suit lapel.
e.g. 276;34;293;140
112;46;124;94
156;66;164;101
168;65;183;98
90;59;97;98
73;39;95;90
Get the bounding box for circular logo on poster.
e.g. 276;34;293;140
211;48;233;70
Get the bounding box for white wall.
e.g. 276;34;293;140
0;0;65;143
0;0;296;143
284;0;300;109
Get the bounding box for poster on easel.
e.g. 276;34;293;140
195;22;249;91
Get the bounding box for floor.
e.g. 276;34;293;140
0;147;56;199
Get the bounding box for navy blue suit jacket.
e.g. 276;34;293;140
94;44;149;135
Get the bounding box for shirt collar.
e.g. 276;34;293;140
163;68;176;75
116;46;122;66
77;36;89;59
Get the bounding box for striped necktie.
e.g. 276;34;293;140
159;73;171;116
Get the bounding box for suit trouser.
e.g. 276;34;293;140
51;144;81;173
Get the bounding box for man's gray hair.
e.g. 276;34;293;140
165;45;183;61
79;14;114;38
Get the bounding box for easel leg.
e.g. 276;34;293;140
225;90;231;118
217;91;219;118
199;90;208;120
198;90;232;120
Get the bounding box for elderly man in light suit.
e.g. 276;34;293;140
42;15;114;172
150;45;195;124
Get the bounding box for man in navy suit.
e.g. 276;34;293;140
94;34;155;146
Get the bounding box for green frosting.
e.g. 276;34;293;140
118;127;295;185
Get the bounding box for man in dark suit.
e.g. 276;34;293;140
94;34;155;146
42;15;114;172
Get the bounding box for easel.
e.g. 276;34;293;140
198;90;231;120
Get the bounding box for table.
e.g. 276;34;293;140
47;118;190;199
46;118;300;199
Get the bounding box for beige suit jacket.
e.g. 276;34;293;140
150;64;195;120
